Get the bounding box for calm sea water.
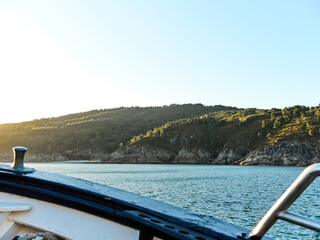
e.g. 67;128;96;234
26;163;320;240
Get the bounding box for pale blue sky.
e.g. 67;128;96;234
0;0;319;123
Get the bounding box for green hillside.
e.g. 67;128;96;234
0;104;237;158
127;105;320;158
1;104;319;162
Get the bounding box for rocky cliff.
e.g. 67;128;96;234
100;141;320;166
0;141;318;166
239;141;320;166
101;147;214;164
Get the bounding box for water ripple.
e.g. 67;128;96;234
29;163;320;240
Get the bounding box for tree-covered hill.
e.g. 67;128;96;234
0;104;237;158
1;104;319;165
123;105;320;165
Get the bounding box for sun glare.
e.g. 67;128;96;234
0;12;133;123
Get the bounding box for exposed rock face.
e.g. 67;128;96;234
100;146;214;164
213;146;248;165
108;146;174;163
239;141;320;166
0;141;318;166
173;148;213;164
103;141;320;166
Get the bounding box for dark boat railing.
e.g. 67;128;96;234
249;163;320;239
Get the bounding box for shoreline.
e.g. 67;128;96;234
0;141;318;166
0;161;307;167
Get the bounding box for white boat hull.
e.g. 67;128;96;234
0;192;139;240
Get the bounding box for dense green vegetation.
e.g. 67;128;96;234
0;104;237;157
1;104;319;160
128;105;320;157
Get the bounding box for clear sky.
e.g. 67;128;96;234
0;0;319;123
